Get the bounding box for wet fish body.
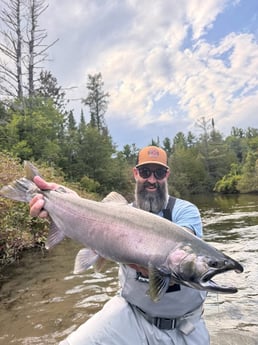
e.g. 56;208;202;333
0;162;244;301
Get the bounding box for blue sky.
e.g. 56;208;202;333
41;0;258;149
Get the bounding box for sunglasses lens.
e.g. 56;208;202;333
154;168;167;179
138;167;167;180
138;167;151;179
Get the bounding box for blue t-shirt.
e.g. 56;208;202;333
158;198;203;238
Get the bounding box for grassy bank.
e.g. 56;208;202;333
0;153;94;268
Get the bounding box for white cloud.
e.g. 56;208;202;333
38;0;258;146
185;0;231;40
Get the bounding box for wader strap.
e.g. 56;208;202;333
134;304;203;334
135;306;178;330
162;196;176;221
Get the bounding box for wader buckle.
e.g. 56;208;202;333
136;306;177;330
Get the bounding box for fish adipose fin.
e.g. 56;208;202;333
74;248;106;274
45;222;66;250
101;191;128;205
147;263;171;302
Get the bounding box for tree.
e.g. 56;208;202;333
4;97;64;162
0;0;23;97
35;70;67;112
231;126;244;138
214;163;242;193
168;145;208;196
57;110;79;176
121;143;139;166
172;132;187;150
0;101;10;149
162;137;172;157
226;134;247;164
82;73;110;133
195;116;212;173
0;0;57;98
24;0;58;96
194;117;236;190
186;131;196;147
237;151;258;193
72;125;116;191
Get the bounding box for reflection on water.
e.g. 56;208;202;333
0;194;257;344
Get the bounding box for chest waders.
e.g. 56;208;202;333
132;197;204;335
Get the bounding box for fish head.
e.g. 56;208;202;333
166;244;244;293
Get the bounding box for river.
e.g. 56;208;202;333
0;194;257;344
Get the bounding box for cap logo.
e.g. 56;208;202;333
148;148;159;158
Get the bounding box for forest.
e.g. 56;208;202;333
0;0;257;265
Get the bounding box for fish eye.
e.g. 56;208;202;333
208;259;219;268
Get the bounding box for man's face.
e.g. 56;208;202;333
133;164;170;213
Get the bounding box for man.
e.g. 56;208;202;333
30;146;210;345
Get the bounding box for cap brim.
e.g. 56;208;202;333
136;161;169;169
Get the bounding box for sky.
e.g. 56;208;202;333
40;0;258;149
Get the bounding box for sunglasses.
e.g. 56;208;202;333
137;167;168;180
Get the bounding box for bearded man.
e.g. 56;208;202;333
30;146;210;345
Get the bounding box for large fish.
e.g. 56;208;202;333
0;161;243;301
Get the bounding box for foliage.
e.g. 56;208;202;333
0;152;96;267
169;146;208;196
215;132;258;194
0;153;47;266
0;201;48;266
35;70;67;112
237;152;258;193
80;175;100;193
2;97;64;162
214;164;242;193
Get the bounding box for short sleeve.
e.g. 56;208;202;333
171;198;203;238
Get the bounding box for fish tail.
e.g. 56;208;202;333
0;161;41;202
0;178;38;202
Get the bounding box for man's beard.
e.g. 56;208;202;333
135;180;168;213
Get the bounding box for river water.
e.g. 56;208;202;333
0;194;257;345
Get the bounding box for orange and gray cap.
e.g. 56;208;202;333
136;146;169;168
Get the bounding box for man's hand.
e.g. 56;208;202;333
127;264;175;287
29;176;59;218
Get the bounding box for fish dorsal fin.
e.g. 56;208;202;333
45;221;66;250
24;161;42;180
102;191;128;205
74;248;107;274
147;263;171;302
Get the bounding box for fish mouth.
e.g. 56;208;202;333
199;259;244;293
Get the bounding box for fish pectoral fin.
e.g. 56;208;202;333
101;191;128;205
74;248;104;274
45;222;65;250
170;270;182;285
147;263;171;302
94;256;107;272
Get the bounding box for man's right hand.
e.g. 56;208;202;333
29;176;59;218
